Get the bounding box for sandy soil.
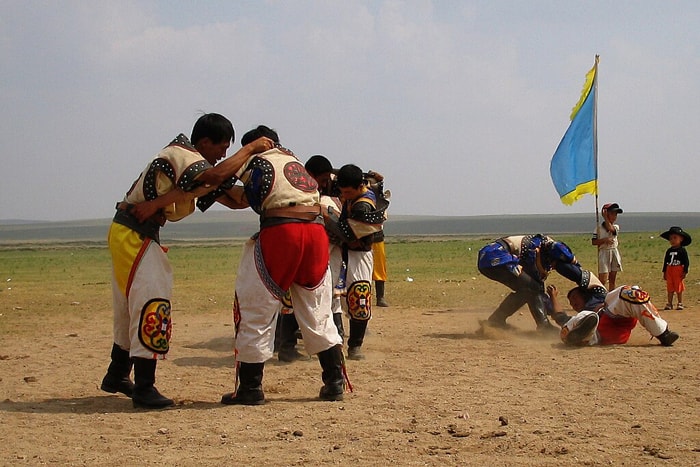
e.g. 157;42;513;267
1;298;699;466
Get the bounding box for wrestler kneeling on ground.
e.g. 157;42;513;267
547;284;680;347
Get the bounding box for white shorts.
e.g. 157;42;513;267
598;248;622;274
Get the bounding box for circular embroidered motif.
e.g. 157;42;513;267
347;280;372;320
138;299;172;354
284;161;318;193
619;285;650;304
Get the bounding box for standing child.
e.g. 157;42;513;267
592;203;623;291
660;226;691;310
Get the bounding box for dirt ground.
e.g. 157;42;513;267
1;295;699;466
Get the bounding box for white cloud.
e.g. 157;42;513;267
1;1;699;221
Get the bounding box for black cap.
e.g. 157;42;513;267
602;203;623;214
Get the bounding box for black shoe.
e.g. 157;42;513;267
221;388;266;405
486;317;513;330
319;384;344;401
222;362;266;405
132;386;174;409
374;281;389;307
656;329;679;346
101;373;135;398
278;348;310;363
347;346;365;360
131;357;173;409
102;343;134;397
317;345;345;401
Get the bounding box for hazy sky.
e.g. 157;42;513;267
1;1;698;221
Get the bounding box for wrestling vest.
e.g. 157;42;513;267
123;134;212;221
237;146;320;215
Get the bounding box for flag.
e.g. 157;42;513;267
550;57;598;205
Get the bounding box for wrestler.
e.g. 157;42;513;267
324;164;388;360
215;126;347;405
550;284;680;347
478;234;599;331
101;114;273;409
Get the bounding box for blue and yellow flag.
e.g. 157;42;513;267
550;57;598;205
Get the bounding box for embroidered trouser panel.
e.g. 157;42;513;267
109;222;173;360
344;249;374;321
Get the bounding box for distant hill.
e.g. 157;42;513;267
2;211;700;244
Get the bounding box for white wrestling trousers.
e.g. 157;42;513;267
604;289;668;337
234;240;342;363
112;239;173;359
563;294;669;346
328;244;343;315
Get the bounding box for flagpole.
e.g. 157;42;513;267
593;55;600;274
593;55;600;225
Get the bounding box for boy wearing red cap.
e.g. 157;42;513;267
592;203;623;290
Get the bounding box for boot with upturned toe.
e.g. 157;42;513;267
317;345;346;401
101;343;135;398
221;362;266;405
132;357;174;409
101;373;135;398
656;328;679;347
487;292;526;329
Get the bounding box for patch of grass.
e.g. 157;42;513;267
1;230;697;335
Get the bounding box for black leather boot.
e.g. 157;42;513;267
528;292;558;332
132;357;174;409
375;281;389;307
333;313;345;342
487;292;526;328
101;343;135;398
347;319;368;360
317;345;345;401
656;328;679;346
278;314;309;362
221;362;266;405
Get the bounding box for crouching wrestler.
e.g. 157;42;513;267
477;234;593;332
551;284;680;347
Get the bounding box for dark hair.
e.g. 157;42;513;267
305;155;333;176
336;164;364;188
241;125;280;146
190;113;234;145
567;286;589;300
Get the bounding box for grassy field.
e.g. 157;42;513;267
2;230;697;331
